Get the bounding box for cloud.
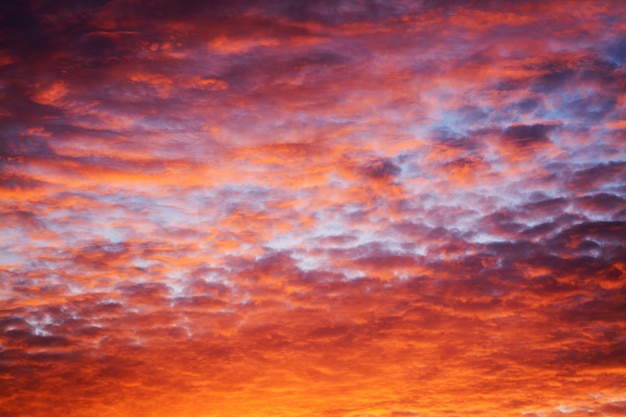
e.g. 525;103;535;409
1;1;626;416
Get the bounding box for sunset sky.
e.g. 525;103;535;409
1;1;626;416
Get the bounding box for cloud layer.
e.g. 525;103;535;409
1;1;625;416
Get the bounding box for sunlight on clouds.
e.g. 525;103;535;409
1;0;625;416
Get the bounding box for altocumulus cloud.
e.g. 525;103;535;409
1;1;625;416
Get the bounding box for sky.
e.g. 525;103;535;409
1;1;625;416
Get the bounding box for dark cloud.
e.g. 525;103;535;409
568;161;626;192
501;123;556;148
532;69;576;93
575;193;626;214
605;37;626;65
361;157;401;180
520;221;559;238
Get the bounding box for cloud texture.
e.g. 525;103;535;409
1;1;625;416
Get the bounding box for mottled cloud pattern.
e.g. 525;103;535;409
1;1;625;416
